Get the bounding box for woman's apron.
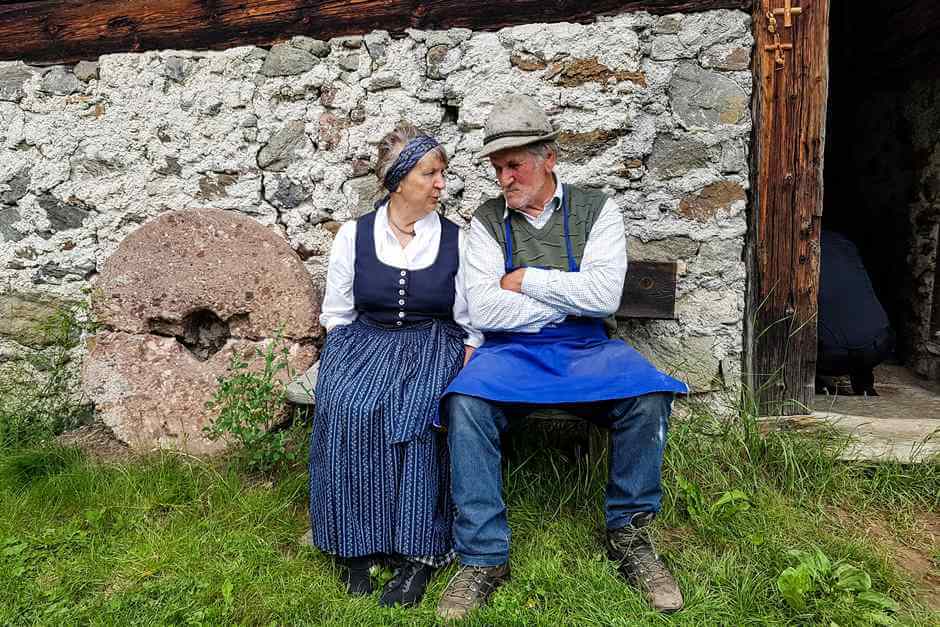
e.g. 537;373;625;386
444;192;688;404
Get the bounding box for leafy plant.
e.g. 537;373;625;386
0;305;93;448
676;474;751;530
203;335;305;473
776;547;900;624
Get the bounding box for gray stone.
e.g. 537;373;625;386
0;291;78;348
651;36;685;61
155;156;182;177
291;37;331;58
37;193;91;231
334;36;363;49
627;236;700;262
309;208;332;225
163;56;193;83
259;44;318;77
1;169;29;204
364;31;390;64
700;44;751;71
0;207;24;242
648;135;709;178
272;177;308;209
74;61;99;82
427;45;450;80
240;114;258;128
0;65;33;102
257;121;309;171
654;15;682;34
719;140;747;174
36;259;95;281
39;67;83;96
338;54;360;72
342;176;380;218
367;71;400;91
668;61;747;129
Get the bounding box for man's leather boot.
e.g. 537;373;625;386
436;563;510;620
606;513;683;613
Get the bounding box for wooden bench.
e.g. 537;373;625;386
525;260;678;462
289;261;680;461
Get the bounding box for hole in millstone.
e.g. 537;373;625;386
148;309;231;361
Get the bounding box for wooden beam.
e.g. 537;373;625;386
746;0;829;415
0;0;751;65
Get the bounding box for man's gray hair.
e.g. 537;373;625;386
525;139;560;162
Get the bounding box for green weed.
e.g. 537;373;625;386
203;334;306;474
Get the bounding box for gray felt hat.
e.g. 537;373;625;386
476;94;560;160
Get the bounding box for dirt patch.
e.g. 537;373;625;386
55;422;132;461
829;506;940;611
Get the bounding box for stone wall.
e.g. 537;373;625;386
1;10;752;394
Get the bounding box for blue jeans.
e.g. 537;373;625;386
446;392;673;567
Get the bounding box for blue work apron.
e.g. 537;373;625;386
445;188;688;404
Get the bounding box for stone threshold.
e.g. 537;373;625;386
758;412;940;464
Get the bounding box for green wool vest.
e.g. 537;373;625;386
474;185;608;271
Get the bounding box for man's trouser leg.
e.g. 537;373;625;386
446;393;510;566
600;392;674;529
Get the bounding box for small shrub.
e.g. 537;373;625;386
777;547;899;624
0;306;92;449
203;335;305;473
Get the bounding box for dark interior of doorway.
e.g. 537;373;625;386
823;0;940;388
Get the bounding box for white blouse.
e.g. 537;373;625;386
319;204;484;348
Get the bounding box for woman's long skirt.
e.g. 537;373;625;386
309;317;464;559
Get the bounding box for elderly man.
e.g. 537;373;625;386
436;95;689;620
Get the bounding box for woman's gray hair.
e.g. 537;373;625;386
525;139;560;162
375;122;448;188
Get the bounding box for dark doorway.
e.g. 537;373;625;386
823;0;940;385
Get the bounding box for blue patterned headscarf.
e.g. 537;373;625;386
374;135;442;209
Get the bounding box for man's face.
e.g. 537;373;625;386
489;146;555;211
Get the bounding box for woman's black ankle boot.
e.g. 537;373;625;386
338;556;373;596
379;561;436;607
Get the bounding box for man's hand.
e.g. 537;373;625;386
499;268;526;293
463;345;476;366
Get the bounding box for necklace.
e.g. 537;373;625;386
389;218;416;237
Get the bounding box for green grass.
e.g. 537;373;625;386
0;405;937;626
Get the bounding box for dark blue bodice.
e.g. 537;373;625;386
353;210;459;327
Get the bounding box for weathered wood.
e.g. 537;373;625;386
616;260;677;320
0;0;752;65
746;0;829;415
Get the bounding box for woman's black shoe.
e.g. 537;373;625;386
379;561;436;607
338;556;374;596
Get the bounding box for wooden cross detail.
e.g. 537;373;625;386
764;40;793;68
772;0;802;28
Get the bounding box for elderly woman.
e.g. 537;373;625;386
309;123;481;607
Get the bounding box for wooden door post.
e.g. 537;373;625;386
746;0;829;415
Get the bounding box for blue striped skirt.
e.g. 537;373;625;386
309;317;464;559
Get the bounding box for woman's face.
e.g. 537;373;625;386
393;150;446;215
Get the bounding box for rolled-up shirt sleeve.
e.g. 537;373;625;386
455;230;484;347
520;198;626;318
318;221;358;332
464;217;566;333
